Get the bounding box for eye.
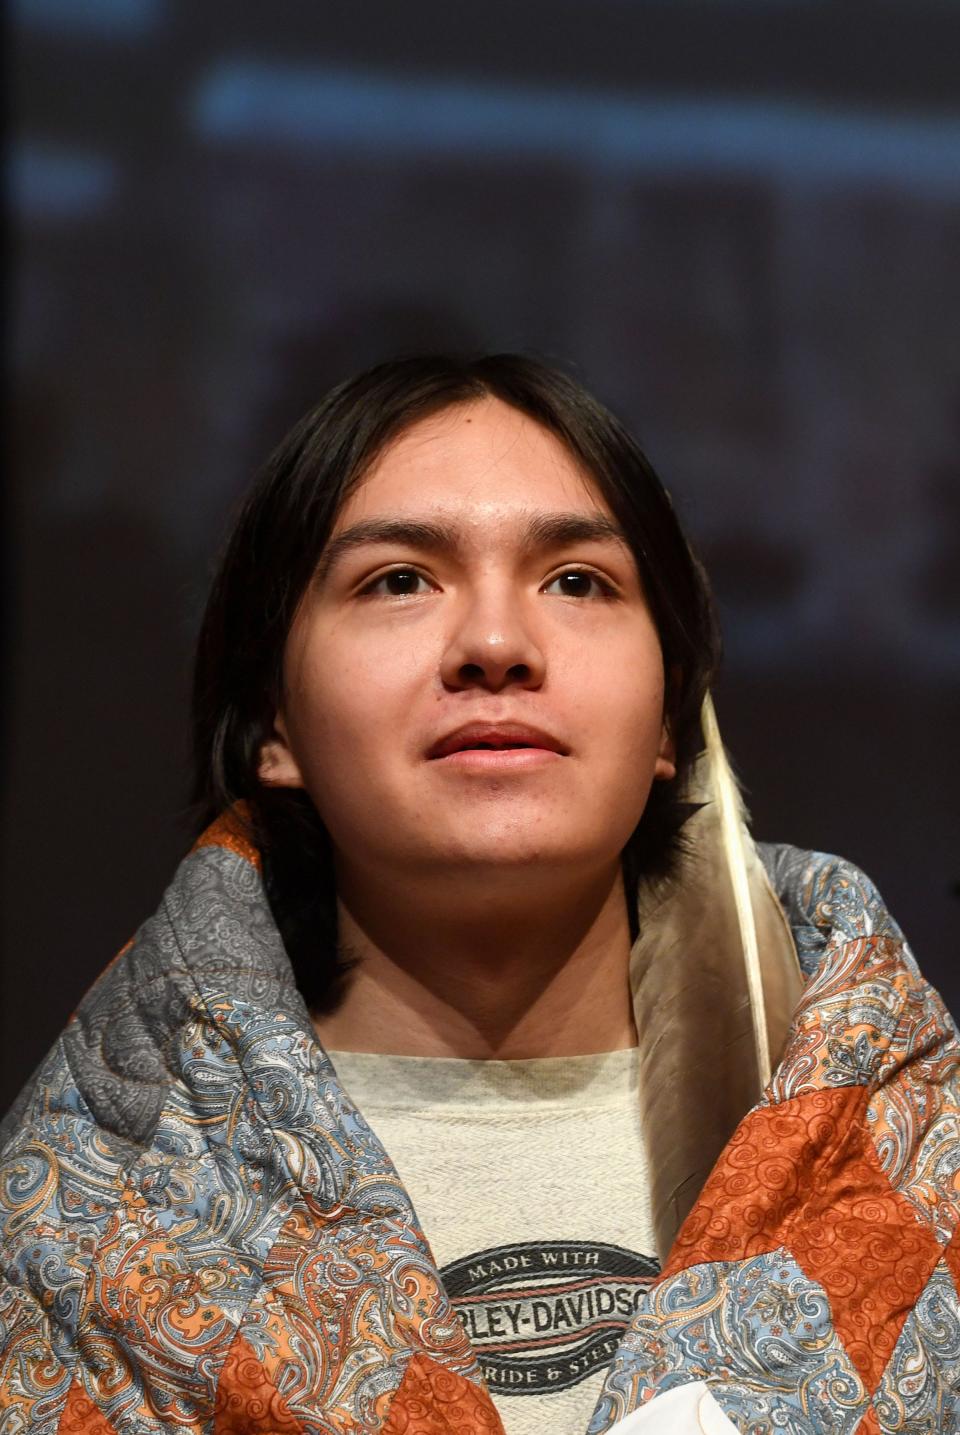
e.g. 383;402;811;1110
359;567;434;598
542;568;616;599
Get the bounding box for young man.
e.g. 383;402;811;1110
2;356;957;1435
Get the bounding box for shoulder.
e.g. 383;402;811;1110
756;842;959;1147
0;840;288;1158
0;839;309;1425
757;840;910;982
1;907;185;1167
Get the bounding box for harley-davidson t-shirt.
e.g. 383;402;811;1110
328;1047;660;1435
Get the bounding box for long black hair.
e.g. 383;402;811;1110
191;353;721;1010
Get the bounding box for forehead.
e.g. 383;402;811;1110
336;396;611;531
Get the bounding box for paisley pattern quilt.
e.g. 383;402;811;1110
1;819;957;1433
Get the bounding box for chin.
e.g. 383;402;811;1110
423;836;608;875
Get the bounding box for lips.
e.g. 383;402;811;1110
427;722;569;760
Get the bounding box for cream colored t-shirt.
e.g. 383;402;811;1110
328;1048;660;1435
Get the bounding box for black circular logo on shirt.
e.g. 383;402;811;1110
441;1239;659;1396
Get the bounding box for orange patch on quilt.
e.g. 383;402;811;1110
853;1404;883;1434
57;1377;121;1434
384;1354;505;1435
785;1096;942;1394
214;1332;304;1434
663;1086;866;1277
662;1084;943;1398
192;801;261;870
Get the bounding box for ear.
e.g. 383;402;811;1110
653;667;681;783
257;714;305;790
653;716;677;783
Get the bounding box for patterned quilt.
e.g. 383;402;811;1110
1;819;957;1433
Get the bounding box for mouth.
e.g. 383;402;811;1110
430;745;565;771
449;741;534;751
427;725;569;761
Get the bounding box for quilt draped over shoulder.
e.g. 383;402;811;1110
1;807;958;1435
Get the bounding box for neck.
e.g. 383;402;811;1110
311;861;638;1059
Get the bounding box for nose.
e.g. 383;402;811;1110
439;582;546;693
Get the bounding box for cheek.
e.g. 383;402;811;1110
283;628;429;783
569;639;667;820
561;629;666;736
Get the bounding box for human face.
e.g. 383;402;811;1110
259;396;675;890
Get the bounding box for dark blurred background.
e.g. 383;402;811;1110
5;0;959;1109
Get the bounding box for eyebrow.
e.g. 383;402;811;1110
314;511;631;587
